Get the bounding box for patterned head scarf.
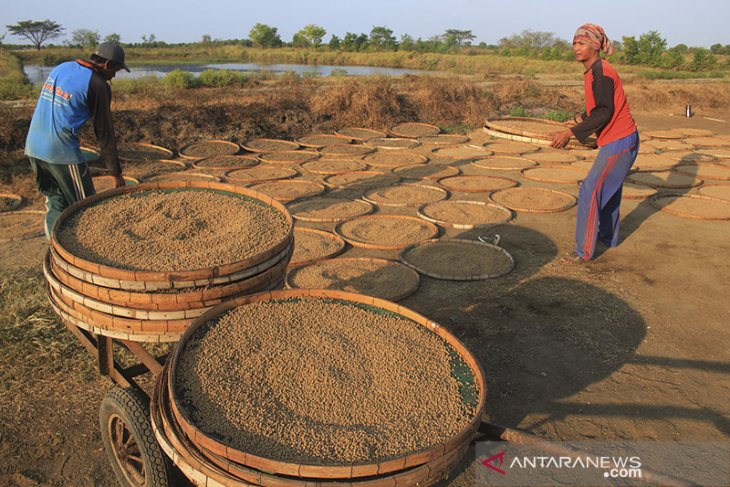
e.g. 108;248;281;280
573;24;614;56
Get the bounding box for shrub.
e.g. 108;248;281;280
198;69;250;87
509;106;529;117
162;69;197;89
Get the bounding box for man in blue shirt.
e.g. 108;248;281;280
25;42;129;237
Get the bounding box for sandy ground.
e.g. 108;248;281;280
0;111;728;486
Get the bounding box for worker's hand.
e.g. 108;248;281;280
565;115;582;128
113;175;126;188
550;129;573;149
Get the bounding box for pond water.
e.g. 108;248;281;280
24;62;424;85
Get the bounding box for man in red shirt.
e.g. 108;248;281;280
551;24;639;263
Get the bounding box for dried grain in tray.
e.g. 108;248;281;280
248;180;326;203
300;159;368;175
322;171;400;189
521;166;589;184
621;183;658;200
365;137;421;150
257;150;320;164
286;258;419;301
362;150;428;168
296;134;354;148
192;155;259;171
489;187;576;213
319;144;373;157
685;137;730;148
179;140;240;159
643;139;694;152
334;127;386;141
393;163;460;180
418;200;512;229
670;128;714;137
631;154;681;171
0;210;45;242
437;175;518;194
650;194;730;220
675;163;730;181
363;184;448;207
417;134;470;146
626;170;703;189
118;143;173;161
124;160;187;180
241;138;301;152
336;215;439;250
400;239;514;280
485;141;540;155
389;122;440;138
697;184;730;201
224;165;298;184
643;130;685;140
526;150;580;164
288;197;373;222
431;145;493;160
471;156;537;171
695;148;730;159
289;228;346;267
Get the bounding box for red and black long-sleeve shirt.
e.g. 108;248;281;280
571;58;636;147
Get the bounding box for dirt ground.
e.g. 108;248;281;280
0;78;729;486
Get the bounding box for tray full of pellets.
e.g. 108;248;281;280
300;159;368;175
192;155;259;171
286;258;420;301
296;134;354;149
241;138;301;153
142;172;221;183
289;228;346;267
179;140;240;160
319;144;374;157
418;200;513;229
248;180;326;203
521;166;589;184
224;165;298;184
362;150;428;168
417;134;470;146
649;194;730;220
336;215;439;250
363;184;448;207
124;160;187;180
117;142;174;162
323;171;401;190
400;239;515;280
160;290;485;482
334;127;386;141
45;182;294;342
366;137;421;150
437;175;518;194
389;122;440;138
257;150;321;164
288;197;374;223
394;163;461;180
471;156;537;171
489;187;577;213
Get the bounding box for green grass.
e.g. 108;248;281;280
0;51;36;100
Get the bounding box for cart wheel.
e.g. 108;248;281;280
100;386;171;487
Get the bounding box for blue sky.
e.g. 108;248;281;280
3;0;729;47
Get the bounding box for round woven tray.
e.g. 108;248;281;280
179;140;240;160
400;239;515;280
363;184;449;207
118;143;174;162
334;127;386;141
224;165;298;184
162;288;485;481
92;176;139;192
296;134;353;149
489;187;577;213
300;159;368;175
485;116;569;138
685;137;730;148
319;144;373;157
336;215;439;250
483;126;595;150
322;171;401;189
634;155;684;171
362;150;428;168
417;134;470;146
0;192;23;212
142;172;221;184
526;150;580;164
192;155;259;171
643;139;694;152
288;197;374;223
694;148;730;159
437;175;518;194
471;156;537;171
365;137;421;150
418;200;513;229
257;150;320;164
80;146;100;163
650;194;730;220
248;180;326;203
675;163;730;181
50;182;294;283
241;138;301;153
290;228;346;267
394;163;460;180
286;258;420;301
626;170;703;189
484;140;541;155
666;151;717;163
0;210;45;242
621;183;658;200
671;128;714;137
124;160;187;180
431;145;493;160
643;130;685;140
389;122;440;139
697;183;730;201
521;166;588;184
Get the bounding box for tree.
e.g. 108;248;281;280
341;32;368;52
6;19;64;50
369;26;397;51
70;28;100;49
104;33;121;44
637;31;666;66
248;23;282;48
691;48;717;71
399;34;415;52
499;30;563;49
141;33;156;45
661;47;685;69
621;36;641;64
293;24;326;48
710;43;722;54
201;34;212;44
442;29;476;48
328;35;341;50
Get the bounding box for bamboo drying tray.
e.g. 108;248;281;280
365;137;421;150
400;239;515;280
437;175;518;194
192;155;259;171
289;228;346;267
142;172;221;184
363;184;449;207
300;159;368;175
489;187;577;213
393;164;461;180
697;183;730;201
335;127;387;141
362;150;428;168
483;126;595;150
92;176;139;193
675;163;730;181
485;117;598;148
471;156;537;171
224;165;298;184
650;194;730;220
241;138;301;153
389;122;440;138
521;166;588;184
288;197;374;223
322;171;401;189
256;150;320;164
418;201;513;230
319;144;374;157
248;180;326;203
417;134;470;146
118;143;174;162
626;170;703;189
179;140;240;160
335;215;439;250
296;134;353;148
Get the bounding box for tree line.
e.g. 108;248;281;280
4;19;728;72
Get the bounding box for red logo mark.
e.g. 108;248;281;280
482;451;507;475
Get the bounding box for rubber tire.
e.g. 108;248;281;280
99;386;171;487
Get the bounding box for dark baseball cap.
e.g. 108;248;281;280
94;42;130;72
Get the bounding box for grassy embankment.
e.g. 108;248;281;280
0;50;37;99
